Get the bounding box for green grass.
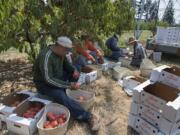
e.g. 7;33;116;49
119;30;152;47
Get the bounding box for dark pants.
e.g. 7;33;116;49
130;57;142;67
73;52;99;70
35;71;91;122
73;55;87;71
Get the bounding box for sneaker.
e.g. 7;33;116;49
88;113;100;131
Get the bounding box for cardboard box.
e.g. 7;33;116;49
134;80;180;123
141;81;180;114
0;90;37;129
101;62;109;71
162;96;180;123
81;66;97;84
159;116;180;135
123;76;145;91
128;114;164;135
6;97;51;135
130;102;180;135
77;73;86;85
150;65;180;89
130;102;163;129
133;80;151;103
85;71;97;84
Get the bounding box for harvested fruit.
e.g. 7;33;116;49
44;121;53;129
43;112;67;129
22;103;43;119
47;112;57;121
51;120;58;127
76;96;85;102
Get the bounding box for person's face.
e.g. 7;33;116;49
128;38;135;46
55;44;68;56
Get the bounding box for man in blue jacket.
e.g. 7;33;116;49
105;34;123;61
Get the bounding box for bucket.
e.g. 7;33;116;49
140;58;156;78
37;103;70;135
112;66;133;81
66;89;95;111
119;57;131;68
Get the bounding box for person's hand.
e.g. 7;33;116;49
88;55;96;63
71;82;80;90
128;51;133;56
97;50;103;57
73;70;80;79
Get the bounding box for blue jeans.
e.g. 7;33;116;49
110;51;124;61
73;55;87;72
35;71;91;122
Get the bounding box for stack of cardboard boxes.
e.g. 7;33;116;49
128;65;180;135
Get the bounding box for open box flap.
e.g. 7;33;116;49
29;97;51;105
159;69;180;89
0;105;15;114
7;114;34;126
17;90;37;97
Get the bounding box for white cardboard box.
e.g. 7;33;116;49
100;62;109;71
130;103;180;135
130;102;165;130
123;76;145;91
160;116;180;135
77;73;86;85
141;82;180;120
6;97;51;135
85;71;97;84
133;80;151;103
128;114;164;135
150;65;180;89
133;80;180;123
0;90;37;129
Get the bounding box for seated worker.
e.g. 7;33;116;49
33;36;100;131
105;34;124;61
75;35;104;64
128;37;147;67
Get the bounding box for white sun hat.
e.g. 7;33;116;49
56;36;72;48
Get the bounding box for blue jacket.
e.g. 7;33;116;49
106;37;121;52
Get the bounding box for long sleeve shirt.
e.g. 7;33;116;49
105;37;121;52
75;41;102;61
33;45;75;89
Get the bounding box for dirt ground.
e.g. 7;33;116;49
0;51;179;135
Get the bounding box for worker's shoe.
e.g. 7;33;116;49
88;113;100;132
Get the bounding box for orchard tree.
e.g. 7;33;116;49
0;0;134;62
162;0;175;25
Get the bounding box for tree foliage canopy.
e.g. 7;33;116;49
162;0;175;25
0;0;134;61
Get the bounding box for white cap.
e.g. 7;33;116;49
56;36;72;48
